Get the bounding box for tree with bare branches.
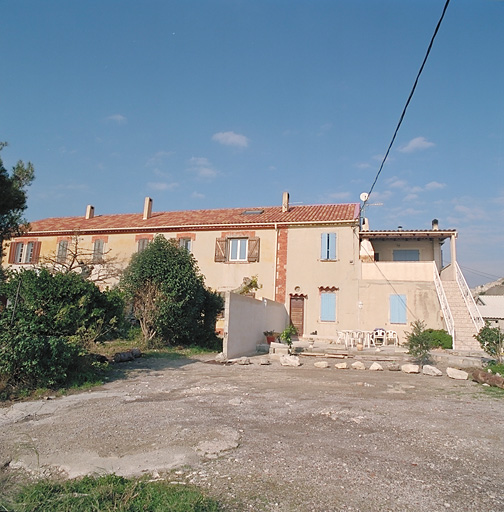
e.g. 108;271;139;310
40;232;123;286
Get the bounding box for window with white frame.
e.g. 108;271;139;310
9;241;40;264
320;233;337;261
320;292;337;322
229;238;248;261
14;242;24;263
92;239;105;263
214;236;260;263
57;240;68;263
179;238;192;252
137;238;150;252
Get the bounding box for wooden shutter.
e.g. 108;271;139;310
8;243;18;264
247;237;260;262
32;241;41;263
214;238;227;262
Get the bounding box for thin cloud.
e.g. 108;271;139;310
105;114;127;125
191;191;205;199
212;131;249;148
398;136;435;153
146;151;174;167
147;182;179;191
355;162;371;170
187;157;219;179
425;181;446;190
328;191;351;200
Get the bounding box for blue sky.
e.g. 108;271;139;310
1;0;503;286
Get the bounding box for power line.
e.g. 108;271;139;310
363;0;451;209
459;265;502;281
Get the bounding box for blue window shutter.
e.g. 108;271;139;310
329;233;336;260
321;292;336;322
390;294;407;324
321;233;336;260
321;233;328;260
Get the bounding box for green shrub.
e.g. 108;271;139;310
121;236;224;347
475;323;503;363
425;328;453;350
0;320;80;391
404;320;432;365
0;268;125;348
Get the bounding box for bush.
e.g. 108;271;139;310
404;320;432;365
475;323;503;363
425;328;453;350
0;268;125;348
0;319;80;392
121;236;224;347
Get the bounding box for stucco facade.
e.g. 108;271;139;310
2;195;483;350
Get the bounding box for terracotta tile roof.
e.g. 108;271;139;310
28;203;360;235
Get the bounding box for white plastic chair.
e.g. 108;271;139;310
385;330;398;346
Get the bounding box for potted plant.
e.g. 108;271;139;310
263;330;276;344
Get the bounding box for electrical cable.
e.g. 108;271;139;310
363;0;451;209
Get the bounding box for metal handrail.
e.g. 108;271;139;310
433;263;455;339
455;261;485;332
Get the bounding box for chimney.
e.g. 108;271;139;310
143;197;153;220
282;191;290;213
361;217;370;231
432;218;439;230
85;205;95;219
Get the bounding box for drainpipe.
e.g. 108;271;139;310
274;223;278;300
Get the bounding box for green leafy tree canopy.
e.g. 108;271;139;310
0;142;35;251
121;236;223;347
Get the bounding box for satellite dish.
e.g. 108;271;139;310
360;192;369;202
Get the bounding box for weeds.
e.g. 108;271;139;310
2;473;222;512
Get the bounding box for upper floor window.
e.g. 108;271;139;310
214;236;260;263
137;238;150;252
393;249;419;261
57;240;68;263
320;233;337;261
92;239;105;263
8;241;41;264
179;238;192;253
229;238;247;261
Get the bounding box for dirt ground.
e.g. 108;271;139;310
1;352;503;511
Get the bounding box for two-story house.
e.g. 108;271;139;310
2;193;484;351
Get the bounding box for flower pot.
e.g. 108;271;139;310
266;336;276;344
356;343;364;351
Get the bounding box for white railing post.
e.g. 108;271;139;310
455;262;485;332
433;263;455;344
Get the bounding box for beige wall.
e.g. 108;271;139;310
283;224;360;337
223;292;288;359
361;261;435;281
357;281;445;343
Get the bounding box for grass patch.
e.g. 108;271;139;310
485;362;504;375
1;473;222;512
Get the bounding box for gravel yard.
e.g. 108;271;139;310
1;353;503;511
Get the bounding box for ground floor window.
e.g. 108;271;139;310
390;294;407;324
320;292;336;322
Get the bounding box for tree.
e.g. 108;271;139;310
40;231;123;285
475;323;503;363
0;142;35;253
121;236;224;347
